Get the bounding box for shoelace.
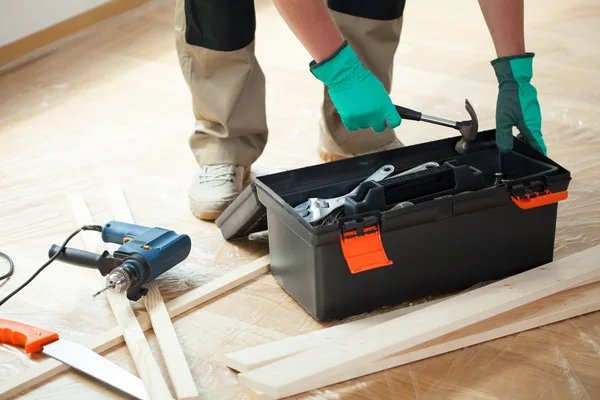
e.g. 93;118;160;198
198;165;237;184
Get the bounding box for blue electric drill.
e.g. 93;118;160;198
49;221;191;301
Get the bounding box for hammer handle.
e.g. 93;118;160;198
395;104;462;130
395;105;422;121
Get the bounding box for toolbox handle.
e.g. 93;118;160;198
511;190;568;210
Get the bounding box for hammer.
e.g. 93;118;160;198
394;99;479;154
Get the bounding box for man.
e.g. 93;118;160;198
175;0;547;221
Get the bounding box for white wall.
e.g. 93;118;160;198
0;0;111;47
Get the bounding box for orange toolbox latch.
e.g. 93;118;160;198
340;216;393;274
510;181;568;210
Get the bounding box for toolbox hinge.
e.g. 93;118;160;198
509;180;568;210
340;216;393;274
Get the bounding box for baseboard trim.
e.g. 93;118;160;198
0;0;150;67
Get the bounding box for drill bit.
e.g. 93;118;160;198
92;283;117;298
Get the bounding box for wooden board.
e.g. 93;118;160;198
66;193;173;400
234;282;600;398
0;254;270;399
238;244;600;398
108;186;200;400
142;282;199;400
224;298;446;373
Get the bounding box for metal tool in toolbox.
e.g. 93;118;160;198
394;99;479;154
294;164;396;223
294;162;440;224
387;161;440;179
0;318;149;399
343;160;486;218
49;221;191;301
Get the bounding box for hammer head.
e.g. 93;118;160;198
454;98;479;154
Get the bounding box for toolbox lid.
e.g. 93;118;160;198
215;130;571;240
215;181;267;240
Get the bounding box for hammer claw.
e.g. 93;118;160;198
393;98;480;154
455;98;479;154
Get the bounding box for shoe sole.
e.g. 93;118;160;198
318;139;405;163
317;147;351;163
191;209;223;221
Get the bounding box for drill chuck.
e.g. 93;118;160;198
92;267;133;298
92;259;145;299
105;268;132;293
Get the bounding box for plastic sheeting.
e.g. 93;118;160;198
1;0;599;398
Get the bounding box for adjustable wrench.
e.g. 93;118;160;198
294;164;395;224
294;161;439;224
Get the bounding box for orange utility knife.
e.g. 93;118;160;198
0;318;149;399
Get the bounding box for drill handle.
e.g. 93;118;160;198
48;245;120;276
101;221;149;245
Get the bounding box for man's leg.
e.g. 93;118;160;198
319;0;406;161
175;0;268;220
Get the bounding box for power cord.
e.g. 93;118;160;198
0;251;15;281
0;225;103;307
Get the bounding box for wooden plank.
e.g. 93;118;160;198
66;193;173;400
108;187;200;400
143;282;199;400
161;254;270;318
0;253;270;399
224;298;445;372
235;282;600;399
238;244;600;398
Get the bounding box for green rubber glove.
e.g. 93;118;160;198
492;53;547;155
310;41;401;133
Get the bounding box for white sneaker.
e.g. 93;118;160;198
188;164;247;221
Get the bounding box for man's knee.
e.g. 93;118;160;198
183;0;256;51
327;0;406;20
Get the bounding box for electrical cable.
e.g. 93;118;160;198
0;225;103;307
0;251;15;281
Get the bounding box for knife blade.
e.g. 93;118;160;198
0;318;149;400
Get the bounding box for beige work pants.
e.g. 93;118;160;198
175;2;403;167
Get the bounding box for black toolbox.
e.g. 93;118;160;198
216;130;571;321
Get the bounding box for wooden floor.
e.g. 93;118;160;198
1;0;600;398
